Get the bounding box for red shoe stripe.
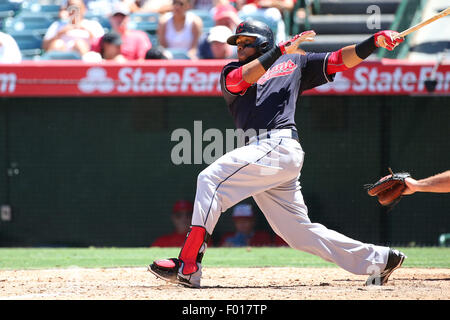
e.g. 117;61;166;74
155;259;176;269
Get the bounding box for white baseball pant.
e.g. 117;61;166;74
191;129;390;275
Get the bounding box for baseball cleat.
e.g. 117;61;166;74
148;258;201;288
365;249;407;286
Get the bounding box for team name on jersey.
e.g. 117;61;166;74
257;59;298;85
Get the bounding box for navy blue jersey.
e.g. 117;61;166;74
220;52;335;131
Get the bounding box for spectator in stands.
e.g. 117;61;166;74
157;0;203;59
92;2;152;60
0;31;22;63
145;47;171;59
197;25;236;59
151;200;194;247
42;0;105;57
83;31;129;62
136;0;173;14
220;203;273;247
212;2;241;31
191;0;215;11
236;0;295;43
99;31;127;62
293;0;310;23
85;0;137;16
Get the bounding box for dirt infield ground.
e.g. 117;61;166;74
0;267;449;300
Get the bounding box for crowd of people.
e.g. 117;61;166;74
0;0;299;63
151;200;288;247
151;168;450;248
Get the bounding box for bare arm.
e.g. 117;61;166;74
327;30;405;75
157;16;168;48
42;23;74;51
403;171;450;194
341;30;403;68
258;0;295;11
188;16;203;60
241;58;268;84
341;45;363;68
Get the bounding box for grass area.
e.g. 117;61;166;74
0;247;449;270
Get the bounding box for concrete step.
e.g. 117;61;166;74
298;14;395;34
318;0;402;15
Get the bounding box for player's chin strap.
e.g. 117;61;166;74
178;225;211;275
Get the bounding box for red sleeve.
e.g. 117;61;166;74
225;66;252;94
326;49;348;74
91;36;101;53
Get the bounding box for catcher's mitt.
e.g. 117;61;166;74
365;168;411;208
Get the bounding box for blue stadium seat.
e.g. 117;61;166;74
10;30;43;59
40;50;81;60
0;1;21;28
166;48;191;60
3;12;57;36
238;11;278;35
147;33;159;47
84;13;111;30
20;1;60;17
0;1;21;12
128;12;159;34
189;9;215;30
129;12;160;23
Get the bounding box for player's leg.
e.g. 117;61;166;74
150;138;303;287
253;177;393;277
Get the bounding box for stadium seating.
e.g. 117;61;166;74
3;11;57;36
190;9;215;32
166;48;191;60
128;12;159;35
20;1;60;18
40;50;82;60
292;0;401;53
8;30;43;59
407;0;450;61
238;10;279;37
0;1;20;18
0;1;21;29
3;0;439;61
84;12;112;30
147;33;159;48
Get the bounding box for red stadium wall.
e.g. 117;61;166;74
0;59;449;97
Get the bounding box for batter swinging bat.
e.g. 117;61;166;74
394;7;450;39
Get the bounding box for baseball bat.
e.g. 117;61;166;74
394;7;450;39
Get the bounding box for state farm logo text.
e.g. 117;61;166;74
78;67;221;94
0;73;16;93
317;66;450;93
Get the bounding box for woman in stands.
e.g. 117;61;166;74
42;0;104;57
157;0;203;59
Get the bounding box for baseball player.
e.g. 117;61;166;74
149;20;406;288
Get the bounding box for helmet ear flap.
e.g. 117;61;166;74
259;41;269;53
